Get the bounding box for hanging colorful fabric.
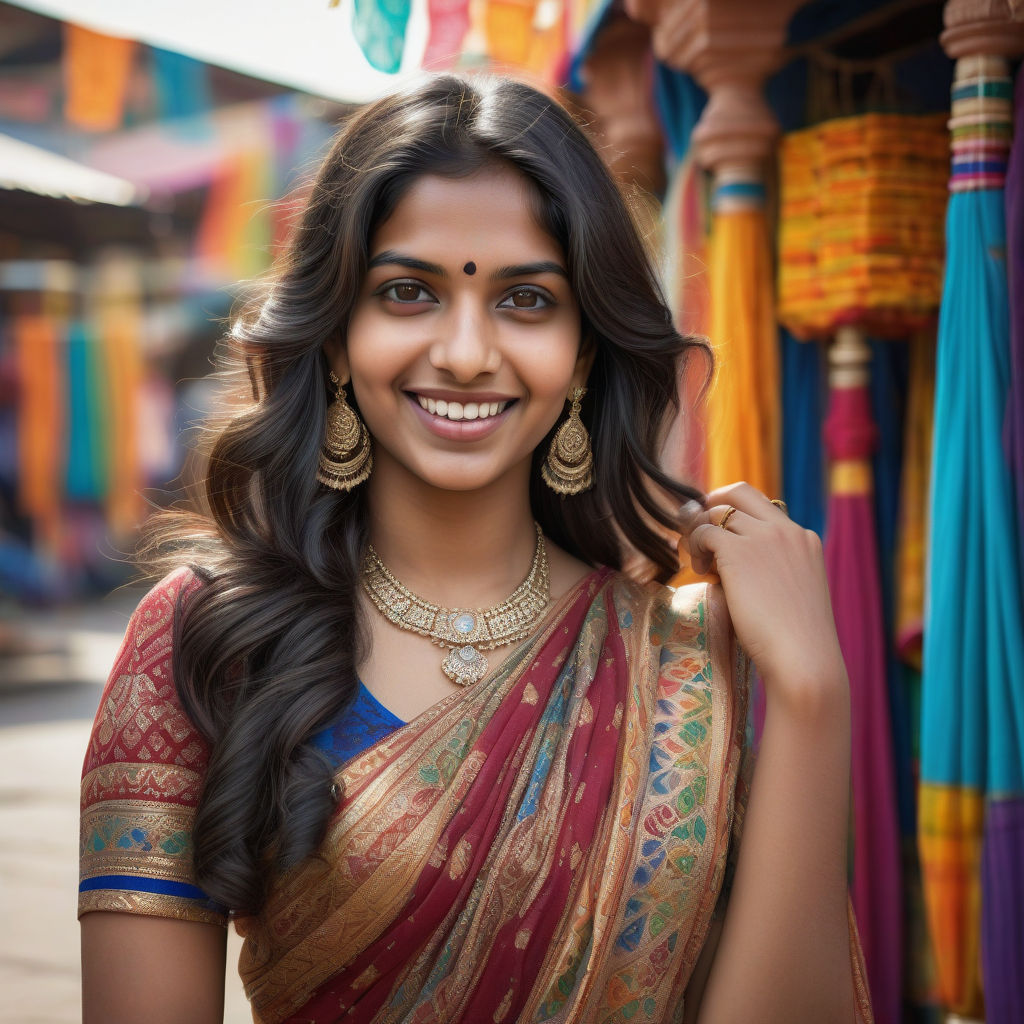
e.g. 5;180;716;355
484;0;538;66
704;174;780;498
894;331;935;669
150;47;211;130
65;319;109;502
352;0;412;74
423;0;471;69
920;54;1024;1020
94;259;144;537
780;331;825;536
63;23;136;132
196;123;274;283
777;113;948;340
1006;66;1024;582
14;310;64;551
823;326;903;1024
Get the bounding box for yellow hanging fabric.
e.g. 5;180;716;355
704;189;780;497
15;311;63;551
778;113;948;339
94;260;144;537
484;0;538;65
63;23;136;132
895;330;936;669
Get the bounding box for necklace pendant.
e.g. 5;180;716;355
442;645;489;686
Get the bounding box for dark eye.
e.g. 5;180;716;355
384;282;432;303
501;288;551;310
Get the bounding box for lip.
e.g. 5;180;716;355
404;392;515;441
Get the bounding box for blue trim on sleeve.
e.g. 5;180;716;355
79;874;214;903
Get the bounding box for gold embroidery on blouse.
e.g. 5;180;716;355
77;889;224;927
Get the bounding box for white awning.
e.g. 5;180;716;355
0;132;144;206
7;0;429;104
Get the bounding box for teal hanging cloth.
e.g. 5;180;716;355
151;47;210;123
353;0;412;74
920;56;1024;1019
65;321;108;502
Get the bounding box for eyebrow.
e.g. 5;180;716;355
494;261;568;280
367;251;568;281
367;251;446;276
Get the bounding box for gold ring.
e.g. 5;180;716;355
718;507;738;531
770;498;788;515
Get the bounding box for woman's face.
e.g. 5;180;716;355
331;163;588;495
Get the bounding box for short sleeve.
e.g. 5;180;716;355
78;567;227;926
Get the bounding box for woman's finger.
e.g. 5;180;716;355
686;520;734;575
702;481;788;523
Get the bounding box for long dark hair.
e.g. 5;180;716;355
142;73;711;914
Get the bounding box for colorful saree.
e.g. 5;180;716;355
81;567;872;1023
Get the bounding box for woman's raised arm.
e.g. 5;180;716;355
679;483;867;1023
81;913;227;1024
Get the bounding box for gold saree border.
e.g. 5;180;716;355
521;580;747;1023
239;569;605;1020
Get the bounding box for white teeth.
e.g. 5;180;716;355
415;396;510;421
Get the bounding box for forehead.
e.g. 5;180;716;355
370;166;563;264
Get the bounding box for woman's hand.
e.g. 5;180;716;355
677;482;848;709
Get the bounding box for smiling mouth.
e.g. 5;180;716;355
410;394;514;422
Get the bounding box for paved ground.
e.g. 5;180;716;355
0;589;249;1023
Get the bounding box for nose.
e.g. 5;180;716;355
428;295;501;381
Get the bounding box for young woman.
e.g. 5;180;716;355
79;75;872;1023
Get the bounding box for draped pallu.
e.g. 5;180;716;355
920;4;1024;1018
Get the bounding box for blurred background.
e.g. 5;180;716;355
1;1;1022;1022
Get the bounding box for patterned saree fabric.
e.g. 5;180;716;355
81;568;873;1022
920;56;1024;1020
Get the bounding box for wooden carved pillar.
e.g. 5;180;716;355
624;0;801;189
940;0;1024;195
578;15;665;196
625;0;800;497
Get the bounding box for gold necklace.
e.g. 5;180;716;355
361;522;550;686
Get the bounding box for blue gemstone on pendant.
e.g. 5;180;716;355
453;613;475;634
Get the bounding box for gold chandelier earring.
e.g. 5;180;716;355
316;370;373;491
542;385;594;495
